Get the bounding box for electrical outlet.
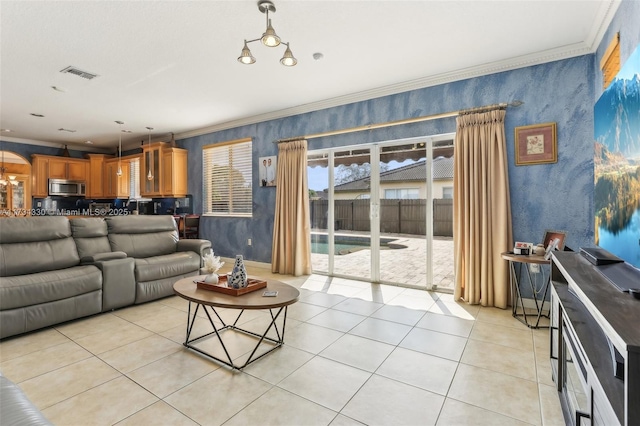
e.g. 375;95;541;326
530;263;540;273
247;238;252;246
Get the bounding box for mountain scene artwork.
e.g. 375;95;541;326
594;43;640;268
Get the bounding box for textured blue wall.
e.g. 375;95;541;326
181;55;595;263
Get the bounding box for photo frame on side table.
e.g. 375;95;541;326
543;229;567;251
515;122;557;165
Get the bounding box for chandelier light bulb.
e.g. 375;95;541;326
261;19;281;47
238;41;256;64
280;43;297;66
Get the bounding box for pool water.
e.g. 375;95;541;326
310;234;401;255
311;242;370;255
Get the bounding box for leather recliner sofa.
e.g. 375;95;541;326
0;215;211;339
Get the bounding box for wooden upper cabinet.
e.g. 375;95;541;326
31;154;89;197
86;154;111;198
104;158;130;198
162;147;187;197
141;142;187;197
31;155;49;197
67;160;88;181
45;157;88;180
48;158;68;179
141;143;163;197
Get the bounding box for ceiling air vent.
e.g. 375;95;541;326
59;66;99;80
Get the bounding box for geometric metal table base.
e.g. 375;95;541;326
183;302;290;370
502;252;551;329
509;259;551;329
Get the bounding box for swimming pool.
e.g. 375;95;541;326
311;234;399;255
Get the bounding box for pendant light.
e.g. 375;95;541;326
146;127;154;181
115;121;123;178
0;144;19;188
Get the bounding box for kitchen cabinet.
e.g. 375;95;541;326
31;155;49;197
162;147;187;197
0;174;31;215
86;154;111;198
49;157;88;180
141;142;187;197
31;154;89;197
104;158;130;198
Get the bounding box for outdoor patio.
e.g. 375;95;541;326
311;234;455;292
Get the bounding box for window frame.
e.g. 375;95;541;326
202;137;253;218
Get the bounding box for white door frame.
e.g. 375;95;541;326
308;132;455;287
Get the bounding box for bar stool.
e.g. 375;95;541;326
182;214;200;239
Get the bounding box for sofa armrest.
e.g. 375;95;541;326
80;251;127;264
0;373;52;426
91;257;136;311
177;239;212;266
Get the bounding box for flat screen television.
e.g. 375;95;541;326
593;43;640;271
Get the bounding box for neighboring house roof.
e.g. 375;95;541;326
334;157;453;192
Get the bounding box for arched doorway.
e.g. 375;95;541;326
0;150;32;215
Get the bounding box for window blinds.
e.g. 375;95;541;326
203;138;253;217
129;158;141;199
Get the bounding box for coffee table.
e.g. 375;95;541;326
173;276;299;370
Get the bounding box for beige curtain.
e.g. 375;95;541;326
453;109;513;308
271;139;312;276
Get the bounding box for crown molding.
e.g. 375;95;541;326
177;0;621;142
175;41;593;141
0;135;111;153
584;0;621;51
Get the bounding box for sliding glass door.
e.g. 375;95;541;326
308;133;455;291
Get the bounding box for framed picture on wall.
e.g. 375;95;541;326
259;155;277;187
515;122;557;165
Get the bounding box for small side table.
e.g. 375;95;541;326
501;252;551;329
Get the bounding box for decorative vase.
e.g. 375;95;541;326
229;255;248;289
203;273;219;284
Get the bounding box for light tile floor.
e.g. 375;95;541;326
0;266;564;426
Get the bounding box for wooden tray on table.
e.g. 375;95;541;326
196;275;267;296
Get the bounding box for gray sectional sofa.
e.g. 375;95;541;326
0;215;211;340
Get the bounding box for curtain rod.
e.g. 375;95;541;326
275;101;521;143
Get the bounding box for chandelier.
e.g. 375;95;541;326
0;148;19;188
238;0;297;67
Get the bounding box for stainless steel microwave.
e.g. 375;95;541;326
48;179;86;197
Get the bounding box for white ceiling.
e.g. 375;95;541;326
0;0;619;151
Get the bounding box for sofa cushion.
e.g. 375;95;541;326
71;218;112;259
134;252;200;282
106;216;179;258
0;216;80;277
0;266;102;310
0;216;70;244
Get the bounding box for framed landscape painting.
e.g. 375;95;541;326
594;43;640;268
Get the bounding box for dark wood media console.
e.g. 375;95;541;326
550;252;640;425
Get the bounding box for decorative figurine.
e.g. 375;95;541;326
229;255;248;288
